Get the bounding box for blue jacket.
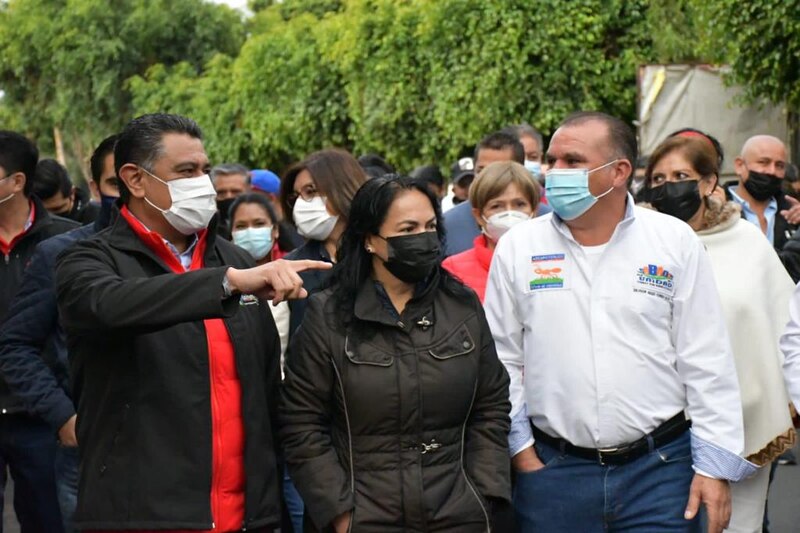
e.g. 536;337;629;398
0;215;101;430
443;200;552;256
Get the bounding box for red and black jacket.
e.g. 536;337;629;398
55;209;282;531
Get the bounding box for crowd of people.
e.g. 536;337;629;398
0;110;798;533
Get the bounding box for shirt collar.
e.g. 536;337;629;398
550;193;637;242
125;209;198;268
728;186;777;212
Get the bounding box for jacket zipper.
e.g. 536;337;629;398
461;381;491;533
331;358;355;532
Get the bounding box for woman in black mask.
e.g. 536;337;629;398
643;135;796;532
280;174;511;532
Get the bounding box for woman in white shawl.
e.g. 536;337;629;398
642;132;796;533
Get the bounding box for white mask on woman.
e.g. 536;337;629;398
482;210;531;241
293;196;339;241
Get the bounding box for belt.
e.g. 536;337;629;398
531;412;691;466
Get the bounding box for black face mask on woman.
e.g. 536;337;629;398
647;180;702;222
380;231;441;283
743;169;783;201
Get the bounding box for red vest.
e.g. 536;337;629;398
442;234;494;303
91;207;245;532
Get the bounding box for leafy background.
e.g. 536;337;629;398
0;0;796;181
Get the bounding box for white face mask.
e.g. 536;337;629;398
0;176;15;205
293;196;339;241
142;169;217;235
482;210;532;241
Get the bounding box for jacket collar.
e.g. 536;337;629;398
353;270;439;328
105;205;221;273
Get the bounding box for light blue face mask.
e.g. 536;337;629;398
232;226;274;260
544;160;619;220
524;159;542;180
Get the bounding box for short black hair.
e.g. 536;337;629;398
358;153;395;179
0;130;39;197
114;114;203;203
410;165;445;188
474;131;525;165
558;111;637;169
33;159;72;200
90;134;119;185
228;192;279;227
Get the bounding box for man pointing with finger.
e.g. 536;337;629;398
55;114;330;532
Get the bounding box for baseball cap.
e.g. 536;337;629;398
451;157;475;185
250;169;281;194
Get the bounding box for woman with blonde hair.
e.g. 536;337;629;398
442;161;539;302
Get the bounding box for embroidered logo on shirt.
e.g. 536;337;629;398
240;294;260;306
635;264;674;291
529;254;565;290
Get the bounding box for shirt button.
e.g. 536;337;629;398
462;340;471;349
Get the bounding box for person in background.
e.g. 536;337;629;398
210;162;250;239
505;123;545;184
278;148;368;532
782;163;800;201
410;164;447;201
642;133;795;532
0;134;119;533
34;159;100;224
486;112;754;533
726;135;797;249
440;156;475;213
444;131;552;256
357;153;395;179
443;161;538;302
228;193;289;363
0;131;79;533
280;174;511;533
252;169;304;253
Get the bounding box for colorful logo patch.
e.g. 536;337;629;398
530;254;565;290
636;264;674;291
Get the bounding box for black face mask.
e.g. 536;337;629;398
647;180;703;222
743;169;782;201
380;231;441;283
216;198;235;222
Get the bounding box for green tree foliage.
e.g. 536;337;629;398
705;0;800;110
0;0;244;177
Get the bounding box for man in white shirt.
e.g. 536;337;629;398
484;112;754;533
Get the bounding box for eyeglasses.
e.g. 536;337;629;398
287;184;319;206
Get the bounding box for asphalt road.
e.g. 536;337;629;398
4;449;800;532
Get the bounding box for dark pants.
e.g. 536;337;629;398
514;431;699;532
0;413;63;533
54;445;79;533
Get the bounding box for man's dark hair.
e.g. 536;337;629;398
90;134;119;185
33;159;72;201
357;153;395;179
0;130;39;197
410;164;445;188
559;111;638;169
114;114;203;203
474;131;525;164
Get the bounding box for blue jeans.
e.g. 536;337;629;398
0;413;63;533
514;431;700;532
54;445;79;533
283;465;304;532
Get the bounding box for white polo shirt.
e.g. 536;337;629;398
485;197;755;481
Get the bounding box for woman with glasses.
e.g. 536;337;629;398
642;133;795;532
280;175;511;532
278;149;368;532
279;149;369;338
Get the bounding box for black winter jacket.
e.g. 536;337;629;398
0;196;78;412
55;214;282;530
280;276;511;532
